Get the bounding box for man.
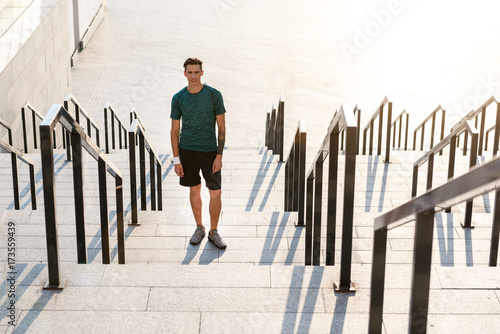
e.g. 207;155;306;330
170;57;227;249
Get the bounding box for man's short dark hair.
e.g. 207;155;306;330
183;57;203;71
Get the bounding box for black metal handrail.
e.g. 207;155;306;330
0;115;13;146
104;103;128;153
305;104;358;292
412;119;479;227
0;138;36;210
451;96;500;157
21;103;62;153
362;96;393;162
412;105;446;153
128;118;162;225
340;107;361;154
284;120;306;225
484;124;496;152
130;107;145;128
64;94;101;159
40;104;125;289
130;107;146;147
391;109;409;151
368;155;500;333
265;95;285;162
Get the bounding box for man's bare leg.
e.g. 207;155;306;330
190;184;203;227
209;189;222;233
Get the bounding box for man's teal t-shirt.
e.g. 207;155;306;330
170;84;226;152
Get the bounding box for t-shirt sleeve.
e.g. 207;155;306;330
170;93;181;120
214;90;226;116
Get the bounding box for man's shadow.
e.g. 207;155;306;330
182;240;224;265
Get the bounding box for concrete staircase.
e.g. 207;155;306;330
1;146;500;333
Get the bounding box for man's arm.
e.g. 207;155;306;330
213;113;225;173
171;119;183;177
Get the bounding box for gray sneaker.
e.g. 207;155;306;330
208;229;227;249
190;226;205;245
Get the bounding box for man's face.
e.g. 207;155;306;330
184;64;203;86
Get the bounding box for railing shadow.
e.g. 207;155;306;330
8;153;67;210
258;163;282;212
365;155;378;212
364;156;389;212
435;213;455;266
378;163;389;212
285;226;303;265
246;149;274;211
281;266;324;334
0;263;50;330
259;212;288;264
465;227;474;267
330;290;355;333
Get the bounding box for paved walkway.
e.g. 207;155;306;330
1;0;500;333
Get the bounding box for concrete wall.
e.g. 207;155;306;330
0;0;71;151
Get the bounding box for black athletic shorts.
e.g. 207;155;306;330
178;148;222;190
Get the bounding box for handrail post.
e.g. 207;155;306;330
292;141;299;211
118;121;123;149
384;102;392;162
462;131;479;228
368;227;388;334
150;151;156;211
87;118;92;139
490;191;500;266
284;153;291;211
277;97;284;162
10;152;20;210
312;161;323;266
104;107;109;153
439;109;446;155
297;126;306;225
369;120;374;155
40;120;63;289
116;176;125;264
478;106;486;156
493;103;500;156
128;130;139;225
156;161;162;211
71;132;87;264
362;129;367;155
336;124;357;292
305;176;314;265
326;130;339;266
111;109;116;150
411;165;418;198
139;133;147;210
65;130;71;161
98;158;111;264
409;211;434;333
356;109;361;155
22;107;28;153
377;105;383;156
29;164;36;210
405;113;409;151
420;123;425;151
33;108;39;149
430;113;436;149
265;111;270;147
412;130;417;151
269;107;276;153
426;154;434;191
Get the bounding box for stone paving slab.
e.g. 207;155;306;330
4;311;200;334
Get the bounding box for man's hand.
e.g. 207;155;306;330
175;163;184;177
212;154;223;174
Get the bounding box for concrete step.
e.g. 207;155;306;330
2;261;499;334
